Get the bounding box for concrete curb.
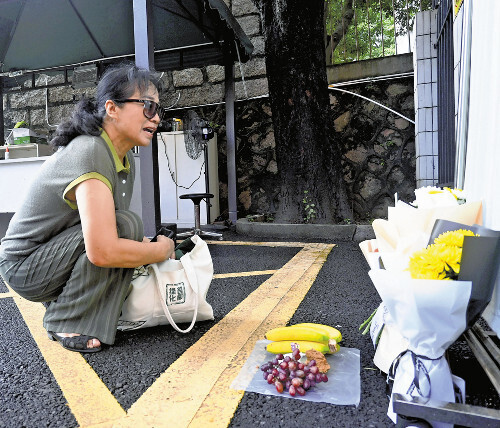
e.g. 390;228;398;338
235;218;375;242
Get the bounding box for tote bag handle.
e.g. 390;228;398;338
150;254;199;334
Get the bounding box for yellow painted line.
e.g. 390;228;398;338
6;283;126;426
5;240;333;428
189;244;334;427
207;240;306;247
213;270;277;279
0;291;14;298
119;243;334;428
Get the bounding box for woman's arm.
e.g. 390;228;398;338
75;178;174;268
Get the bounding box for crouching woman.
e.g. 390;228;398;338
0;63;174;353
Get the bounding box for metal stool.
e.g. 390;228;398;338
176;193;223;240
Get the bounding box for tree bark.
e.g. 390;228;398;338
253;0;352;223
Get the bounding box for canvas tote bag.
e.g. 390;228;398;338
117;235;214;333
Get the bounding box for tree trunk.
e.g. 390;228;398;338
325;0;355;64
253;0;352;223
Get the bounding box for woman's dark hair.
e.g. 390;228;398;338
50;62;164;147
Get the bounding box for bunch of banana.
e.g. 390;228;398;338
265;323;342;355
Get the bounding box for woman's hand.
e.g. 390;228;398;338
155;235;176;260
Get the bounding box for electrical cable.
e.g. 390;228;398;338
328;86;415;124
158;132;205;190
164;91;181;111
235;40;248;99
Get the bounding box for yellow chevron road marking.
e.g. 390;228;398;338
121;243;334;427
6;284;126;427
7;241;333;427
188;244;333;427
207;240;306;247
213;270;277;279
0;291;14;298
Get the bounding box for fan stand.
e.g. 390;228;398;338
176;193;223;240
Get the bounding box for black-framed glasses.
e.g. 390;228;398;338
114;99;164;121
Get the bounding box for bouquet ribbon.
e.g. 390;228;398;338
387;350;441;401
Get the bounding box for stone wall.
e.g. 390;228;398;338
1;0;415;222
176;77;416;223
330;79;416;221
1;0;266;138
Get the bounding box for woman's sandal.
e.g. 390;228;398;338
48;331;102;353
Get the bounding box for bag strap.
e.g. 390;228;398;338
150;255;199;334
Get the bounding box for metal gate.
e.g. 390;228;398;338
434;0;455;187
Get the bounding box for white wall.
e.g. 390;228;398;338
130;133;220;230
0;157;48;239
462;0;500;333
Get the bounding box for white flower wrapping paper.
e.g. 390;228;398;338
359;240;411;374
372;199;482;258
369;302;408;374
369;269;472;427
368;270;471;361
358;188;498;426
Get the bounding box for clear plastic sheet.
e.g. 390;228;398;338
231;340;360;406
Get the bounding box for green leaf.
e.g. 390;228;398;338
359;307;378;331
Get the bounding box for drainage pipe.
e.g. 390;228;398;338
454;0;473;190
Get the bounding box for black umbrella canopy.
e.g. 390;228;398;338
0;0;251;232
0;0;253;74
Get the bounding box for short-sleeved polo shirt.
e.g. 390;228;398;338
0;131;136;260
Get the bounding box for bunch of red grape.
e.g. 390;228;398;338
260;347;328;396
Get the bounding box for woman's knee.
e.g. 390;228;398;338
115;210;143;241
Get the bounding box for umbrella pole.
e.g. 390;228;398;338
0;77;4;144
133;0;161;237
225;60;237;224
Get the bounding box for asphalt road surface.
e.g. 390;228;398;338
0;232;498;427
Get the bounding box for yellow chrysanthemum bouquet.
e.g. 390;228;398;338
408;229;478;281
361;186;482;271
358;188;483;370
367;220;500;424
358;186;500;424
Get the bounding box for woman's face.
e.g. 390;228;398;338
114;84;160;148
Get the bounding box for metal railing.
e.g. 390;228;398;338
326;0;432;65
434;0;455;187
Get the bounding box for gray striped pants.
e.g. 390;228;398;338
0;210;143;345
